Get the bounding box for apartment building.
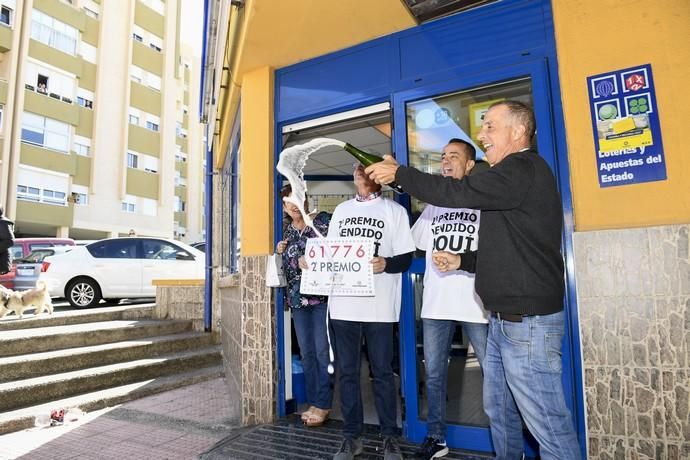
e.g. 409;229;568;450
0;0;205;242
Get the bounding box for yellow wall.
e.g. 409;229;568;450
553;0;690;230
214;0;415;166
240;66;274;256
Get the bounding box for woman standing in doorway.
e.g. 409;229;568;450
276;184;333;427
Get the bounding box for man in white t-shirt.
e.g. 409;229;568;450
412;139;489;460
329;162;415;460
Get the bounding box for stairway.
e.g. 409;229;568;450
0;304;223;435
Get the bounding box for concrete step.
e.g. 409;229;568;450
0;319;193;358
0;331;216;383
0;365;224;435
0;347;222;412
0;304;154;331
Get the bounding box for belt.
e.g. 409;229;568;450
491;311;527;322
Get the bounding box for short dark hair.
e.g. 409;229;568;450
489;100;536;140
446;138;477;161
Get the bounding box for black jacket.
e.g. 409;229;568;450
396;149;564;316
0;216;15;275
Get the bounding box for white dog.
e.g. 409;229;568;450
2;281;53;319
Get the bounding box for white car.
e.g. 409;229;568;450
40;237;205;308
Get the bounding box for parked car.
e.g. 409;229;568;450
40;237;205;308
13;246;75;290
75;240;99;246
191;241;206;252
0;238;75;289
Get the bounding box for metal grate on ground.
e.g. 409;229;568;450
200;415;493;460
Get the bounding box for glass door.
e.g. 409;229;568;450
393;61;567;456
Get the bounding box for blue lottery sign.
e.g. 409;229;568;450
587;64;667;188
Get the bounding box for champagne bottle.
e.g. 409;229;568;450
343;143;404;194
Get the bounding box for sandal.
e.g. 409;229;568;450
305;407;330;427
301;406;316;422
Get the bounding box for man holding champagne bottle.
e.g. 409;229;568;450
365;101;581;460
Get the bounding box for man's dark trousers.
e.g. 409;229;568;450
331;319;397;440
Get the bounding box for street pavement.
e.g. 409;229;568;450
0;378;235;460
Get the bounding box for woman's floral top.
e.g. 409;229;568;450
282;211;331;309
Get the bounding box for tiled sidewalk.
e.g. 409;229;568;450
0;378;493;460
0;378;235;460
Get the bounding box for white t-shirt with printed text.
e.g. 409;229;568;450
411;205;488;323
327;197;416;323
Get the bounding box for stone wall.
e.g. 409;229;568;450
218;255;275;426
218;274;242;425
153;279;207;332
573;224;689;459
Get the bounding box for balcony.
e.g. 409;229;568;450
130;81;161;115
16;200;74;228
0;80;8;105
134;1;164;38
76;106;94;137
175;160;187;177
82;15;99;46
175;135;187;152
174;211;187;228
29;40;84;77
128;123;161;156
33;0;86;31
0;23;12;53
72;153;92;186
24;87;79;125
133;40;163;76
126;167;159;200
20;143;77;176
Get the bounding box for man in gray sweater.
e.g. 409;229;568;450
366;101;581;460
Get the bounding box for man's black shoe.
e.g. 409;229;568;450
333;437;363;460
383;436;403;460
417;436;449;459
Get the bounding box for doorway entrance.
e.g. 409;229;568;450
275;61;580;457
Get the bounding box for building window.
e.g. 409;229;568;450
121;202;136;213
133;33;143;42
129;114;139;125
36;74;48;94
17;184;67;206
80;42;97;63
21;112;70;153
74;143;90;156
17;185;41;202
127;152;138;169
0;6;11;27
146;121;159;132
73;192;88;205
42;189;66;205
77;97;93;109
83;7;98;19
30;10;78;55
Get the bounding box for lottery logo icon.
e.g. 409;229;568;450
595;80;615;98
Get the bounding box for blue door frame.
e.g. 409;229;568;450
271;2;586;455
273;62;585;457
392;59;583;455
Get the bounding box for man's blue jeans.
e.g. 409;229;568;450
422;319;488;440
483;310;581;459
331;319;397;439
292;303;333;409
